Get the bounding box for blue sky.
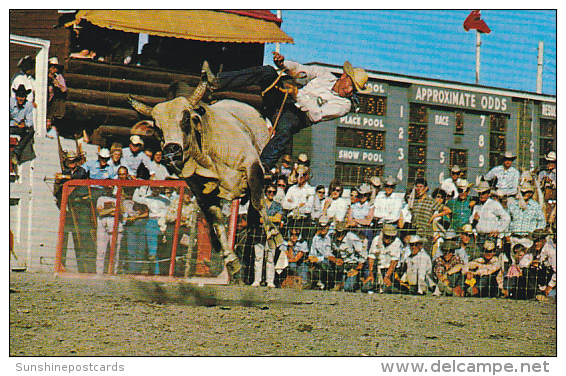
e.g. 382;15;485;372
263;10;556;95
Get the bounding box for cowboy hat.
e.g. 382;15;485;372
17;55;35;71
335;221;349;233
298;153;309;163
343;61;371;93
48;57;64;72
519;182;535;192
318;215;330;227
384;175;397;186
451;165;462;173
461;224;473;234
370;176;382;187
456;179;473;190
357;183;372;195
382;224;398;237
474;181;491;193
483;240;496;251
98;148;111;159
407;235;423;244
130;135;144;146
545;151;556;162
502;151;517;160
12;84;31;98
65;150;81;161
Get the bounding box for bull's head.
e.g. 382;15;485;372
128;81;208;175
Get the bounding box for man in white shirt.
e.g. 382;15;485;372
484;151;520;196
202;52;370;170
282;165;315;219
365;224;403;293
401;235;434;294
373;176;403;226
470;183;510;246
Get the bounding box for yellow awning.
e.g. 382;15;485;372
67;10;294;44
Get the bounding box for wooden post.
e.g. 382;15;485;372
475;30;481;85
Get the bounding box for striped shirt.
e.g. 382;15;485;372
410;194;445;238
507;199;546;235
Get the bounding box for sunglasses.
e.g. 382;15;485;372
317;190;325;194
266;190;276;194
277;184;286;187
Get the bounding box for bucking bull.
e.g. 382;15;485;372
129;78;283;283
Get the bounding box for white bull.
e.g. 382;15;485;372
129;81;282;282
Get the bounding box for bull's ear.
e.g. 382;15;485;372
180;110;192;133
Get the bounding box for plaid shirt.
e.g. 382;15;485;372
446;197;473;231
433;254;464;277
484;165;520;196
507;199;546;235
410;194;445;238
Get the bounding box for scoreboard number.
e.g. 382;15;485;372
398;148;404;161
479;154;485;168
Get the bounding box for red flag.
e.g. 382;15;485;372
463;10;491;34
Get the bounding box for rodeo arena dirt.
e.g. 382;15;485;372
9;10;557;367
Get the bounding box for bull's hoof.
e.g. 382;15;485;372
226;258;242;276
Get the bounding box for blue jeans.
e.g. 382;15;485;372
217;65;311;170
126;218;160;275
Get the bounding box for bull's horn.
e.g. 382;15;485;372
187;81;208;107
128;95;153;117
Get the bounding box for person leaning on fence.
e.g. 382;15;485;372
280;226;310;289
346;183;375;244
364;224;403;293
251;184;284;288
528;229;556;298
307;215;334;290
501;239;535;299
432;240;465;297
454;224;481;264
462;240;502;297
330;221;368;292
201;52;370;171
398;235;434;295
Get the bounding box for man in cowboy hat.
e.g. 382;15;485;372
11;55;35;103
400;235;434;295
365;224;404;293
484;151;520;196
121;135;155;179
201;51;370;170
470;181;510;248
282;165;315;219
440;165;463;200
83;148;116;180
538;151;556;189
47;56;68;130
9;84;36;164
446;179;474;231
373;175;403;227
507;181;546;236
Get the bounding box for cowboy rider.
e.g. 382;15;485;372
201;52;370;171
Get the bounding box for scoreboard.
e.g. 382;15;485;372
294;65;556;191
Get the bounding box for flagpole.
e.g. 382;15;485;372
475;30;481;85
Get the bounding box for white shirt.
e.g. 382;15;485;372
333;232;367;264
471;198;510;234
283;60;352;123
122;147;154;177
282;183;315;216
310;233;332;261
133;188;171;231
373;192;403;224
368;235;403;270
151;161;172;180
326;197;350;223
404;249;433;291
440;177;460;199
484;165;520;196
